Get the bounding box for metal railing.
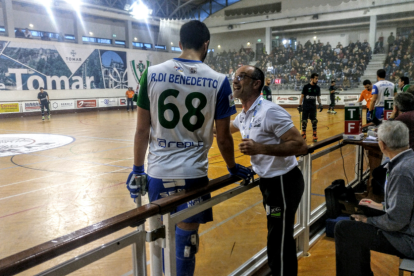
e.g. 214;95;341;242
0;128;371;276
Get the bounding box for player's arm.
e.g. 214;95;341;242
215;117;236;168
369;85;378;111
317;96;322;105
133;107;150;166
46;94;50;102
369;94;378;111
37;94;41;105
299;94;304;105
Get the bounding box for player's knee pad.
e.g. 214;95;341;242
312;119;318;126
175;227;198;275
301;120;307;125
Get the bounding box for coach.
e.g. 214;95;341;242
230;65;308;276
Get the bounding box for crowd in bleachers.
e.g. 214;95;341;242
383;31;414;81
206;39;372;90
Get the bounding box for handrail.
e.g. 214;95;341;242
0;174;241;275
0;124;371;275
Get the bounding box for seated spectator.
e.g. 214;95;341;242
343;77;351;89
394;57;401;67
24;29;32;39
15;28;25;38
389;93;414;150
41;32;51;41
335;120;414;276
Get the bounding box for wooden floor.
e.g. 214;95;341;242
0;107;399;276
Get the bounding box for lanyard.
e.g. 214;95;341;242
240;97;263;139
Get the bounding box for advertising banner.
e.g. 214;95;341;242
343;95;359;103
98;98;118;107
0;40;133;91
276;96;299;105
0;102;20;113
77;99;97;108
50;100;75;110
119;98;127;106
22;101;41;112
128;52;152;90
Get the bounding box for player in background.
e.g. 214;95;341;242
125;87;135;111
358;80;373;120
395;76;410;93
37;87;50;121
368;69;395;122
262;77;272;102
126;20;252;276
328;80;342;114
298;73;323;142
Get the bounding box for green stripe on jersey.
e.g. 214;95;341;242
137;69;150;110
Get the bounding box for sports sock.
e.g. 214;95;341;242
175;227;198;276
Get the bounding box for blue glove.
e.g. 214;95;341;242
228;164;253;186
367;111;373;123
126;165;148;200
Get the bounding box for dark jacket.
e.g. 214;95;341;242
367;150;414;258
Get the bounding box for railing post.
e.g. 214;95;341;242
300;153;312;255
357;145;364;184
132;196;147;276
149;215;164;276
163;213;177;276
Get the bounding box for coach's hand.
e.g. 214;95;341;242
239;139;263;156
126;165;148;201
227;164;253;186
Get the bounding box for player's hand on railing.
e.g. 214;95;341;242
126;165;148;201
227;164;254;186
318;103;323;112
297;105;303;113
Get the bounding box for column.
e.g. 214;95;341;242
369;15;377;51
73;11;83;44
2;0;15;37
125;20;133;49
265;27;271;55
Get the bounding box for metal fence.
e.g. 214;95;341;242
0;134;370;276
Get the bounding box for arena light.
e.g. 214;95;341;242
129;1;153;20
282;39;287;45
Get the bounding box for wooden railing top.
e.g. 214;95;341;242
0;124;371;275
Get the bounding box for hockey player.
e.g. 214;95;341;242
262;77;272;102
328;80;342;114
126;21;252;276
368;69;395;122
37;87;50;121
298;73;323;142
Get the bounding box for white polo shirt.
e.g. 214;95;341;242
233;96;298;178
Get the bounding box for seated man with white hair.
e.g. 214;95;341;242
334;120;414;276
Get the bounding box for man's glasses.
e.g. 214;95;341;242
235;74;259;81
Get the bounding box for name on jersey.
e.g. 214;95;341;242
157;138;204;148
150;73;219;88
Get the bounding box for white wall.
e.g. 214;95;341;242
210;28;266;53
12;5;75;35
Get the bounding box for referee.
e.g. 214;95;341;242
231;65;308;276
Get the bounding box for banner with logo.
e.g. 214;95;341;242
22;101;41;112
0;102;20;113
0;40;140;91
50;100;75;110
77;99;97;108
128;52;152;91
276;96;299;105
343;95;359;103
99;98;118;107
119;98;127;106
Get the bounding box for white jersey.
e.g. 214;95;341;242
137;58;236;179
372;80;395;108
233;96;298;178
